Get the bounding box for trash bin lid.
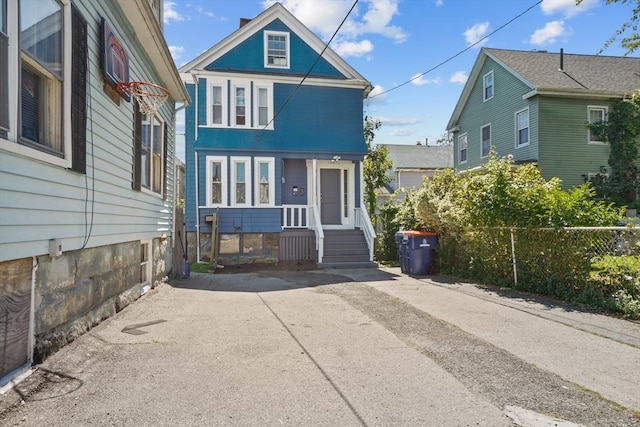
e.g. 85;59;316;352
401;231;438;236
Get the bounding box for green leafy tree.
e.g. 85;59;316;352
589;90;640;208
363;117;392;224
578;0;640;54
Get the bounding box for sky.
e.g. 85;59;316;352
163;0;637;159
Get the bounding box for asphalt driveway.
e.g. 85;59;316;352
1;268;639;426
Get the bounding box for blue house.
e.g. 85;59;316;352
179;3;375;267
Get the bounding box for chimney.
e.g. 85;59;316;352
559;48;565;72
240;18;252;28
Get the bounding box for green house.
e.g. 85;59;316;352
447;48;640;188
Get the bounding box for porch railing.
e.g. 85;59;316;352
355;206;376;261
282;204;309;229
310;205;324;263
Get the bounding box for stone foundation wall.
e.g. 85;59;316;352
32;239;168;362
186;232;279;264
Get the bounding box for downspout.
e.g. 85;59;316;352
172;103;188;260
195;150;201;263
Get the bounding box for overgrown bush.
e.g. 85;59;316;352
375;201;400;263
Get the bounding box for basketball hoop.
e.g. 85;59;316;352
116;81;169;115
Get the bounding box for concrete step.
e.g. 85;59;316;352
318;261;379;269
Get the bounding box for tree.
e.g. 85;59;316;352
362;117;392;224
577;0;640;54
589;90;640;208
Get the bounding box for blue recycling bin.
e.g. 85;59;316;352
397;231;438;276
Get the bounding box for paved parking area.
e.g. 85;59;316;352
1;268;639;426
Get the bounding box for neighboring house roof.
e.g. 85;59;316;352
381;144;453;172
178;2;371;95
447;48;640;130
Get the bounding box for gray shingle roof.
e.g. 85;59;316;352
380;144;453;170
485;48;640;94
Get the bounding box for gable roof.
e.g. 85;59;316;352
178;2;370;91
381;144;453;171
447;48;640;130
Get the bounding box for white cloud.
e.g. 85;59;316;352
169;45;185;61
366;84;388;105
541;0;598;18
164;2;184;24
333;40;374;57
464;22;489;47
410;73;441;86
196;6;223;19
263;0;407;58
530;20;569;46
436;0;444;6
379;117;421;126
450;71;468;84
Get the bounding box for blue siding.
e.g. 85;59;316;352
199;208;282;233
206;19;344;79
197;78;207;126
195;83;366;155
185;83;198;231
282;159;308;205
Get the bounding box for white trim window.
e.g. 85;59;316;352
254;157;275;206
139;239;152;287
458;133;467;164
264;30;289;69
515;108;529;147
255;85;269;127
481;124;491;158
140;113;164;194
587;106;607;144
211;84;224;125
233;84;247;127
483;70;494;101
206;156;227;206
231;156;251;206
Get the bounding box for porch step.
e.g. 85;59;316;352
321;229;371;265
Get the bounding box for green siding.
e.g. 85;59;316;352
454;57;538;169
538;96;612;188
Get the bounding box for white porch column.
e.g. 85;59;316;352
312;159;317;205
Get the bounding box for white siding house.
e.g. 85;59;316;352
0;0;189;386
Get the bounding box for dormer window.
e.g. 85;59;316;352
264;31;289;68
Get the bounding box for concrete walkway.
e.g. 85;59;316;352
1;267;638;426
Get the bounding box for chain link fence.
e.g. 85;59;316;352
438;227;640;316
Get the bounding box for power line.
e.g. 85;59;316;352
261;0;360;131
368;0;543;100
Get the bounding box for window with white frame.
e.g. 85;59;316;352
2;0;87;171
264;31;289;68
140;113;164;194
516;108;529;147
588;106;607;143
254;157;275;206
257;86;268;127
206;156;227;206
481;124;491;158
211;85;223;125
140;240;152;285
458;133;467;164
234;85;247;126
483;71;494;101
231;157;251;206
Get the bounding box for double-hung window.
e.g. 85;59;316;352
254;83;273;129
211;85;223;125
1;0;87;171
254;157;275;206
483;71;494;101
206;156;227;206
234;85;246;126
231;157;251;206
139;113;165;194
264;31;289;68
587;106;607;143
481;124;491;158
458;133;467;164
515;108;529;147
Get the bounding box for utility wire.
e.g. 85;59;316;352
368;0;543;99
260;0;359;131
